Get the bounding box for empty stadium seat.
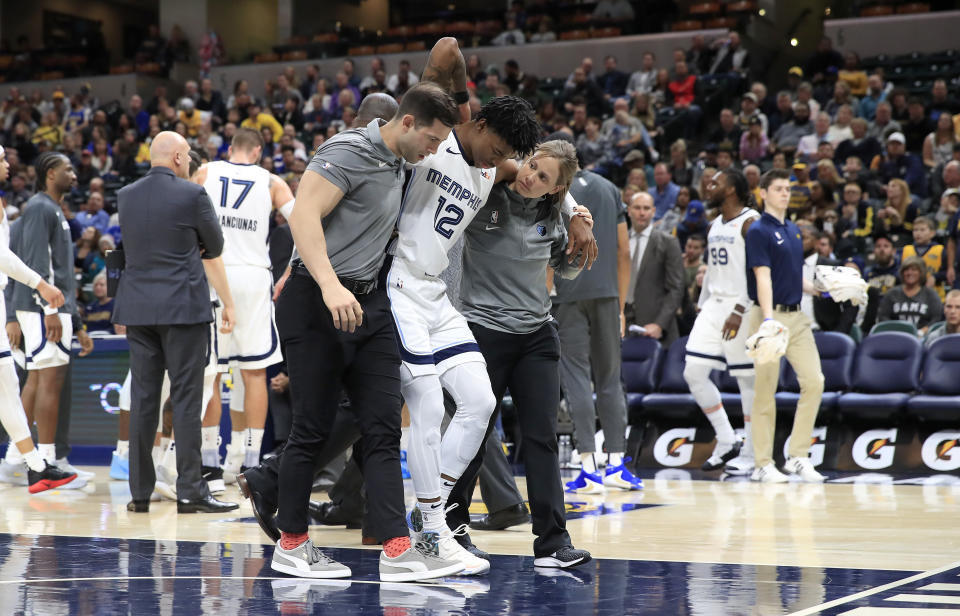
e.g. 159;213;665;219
621;337;663;420
640;337;701;420
870;320;919;336
907;334;960;422
838;332;922;420
775;331;855;417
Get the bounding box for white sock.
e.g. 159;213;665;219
607;452;623;467
23;448;45;472
160;440;176;468
706;408;736;445
151;445;162;466
201;426;220;467
419;501;446;532
439;478;457;507
160;437;171;456
116;440;129;458
230;431;245;452
5;443;24;463
580;452;597;474
38;443;56;464
244;428;264;467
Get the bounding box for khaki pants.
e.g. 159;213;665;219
747;306;824;468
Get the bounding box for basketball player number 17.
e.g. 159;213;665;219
434;196;464;239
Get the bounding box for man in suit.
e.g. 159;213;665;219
114;131;239;514
624;192;684;346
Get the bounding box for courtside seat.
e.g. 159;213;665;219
621;337;663;420
641;336;701;420
907;334;960;422
838;332;921;421
775;331;855;418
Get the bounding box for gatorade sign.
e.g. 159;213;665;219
653;428;697;467
921;431;960;472
852;428;898;470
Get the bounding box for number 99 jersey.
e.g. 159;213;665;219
392;130;496;276
700;208;760;305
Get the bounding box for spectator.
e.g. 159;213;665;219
593;0;635;20
76;192;109;234
794;81;821;118
877;256;942;334
686;35;713;76
178;99;202;138
789;162;814;217
835;118;882;169
709;108;742;155
631;91;658;137
90;138;114;177
771;101;813;156
565;57;596;90
934;187;959;242
654;183;689;236
241;101;283;142
576;117;607;171
928;79;960;121
924;289;960;347
708;31;750;78
668;139;694;187
135;24;166;66
923;112;956;169
873;132;926;198
902;216;946;291
358;57;386;92
568;102;588;138
766;90;795;137
739;116;768;165
838;181;875;244
902;97;933;154
715;145;735;172
75;150;100;188
563;67;605;117
666;59;701;140
299;64;319;100
681;234;706;305
744;163;762;206
827;104;854;146
276;96;304;133
597;55;628;100
341;58;360;87
868;101;902;141
529;17;557;43
876;178;918;245
805;37;843;85
889;88;910;122
491;17;526;46
502;59;525;94
674;199;708;254
932;158;960;203
865;234;900;294
75;226;105;287
226;79;249;111
5;173;31;210
737;92;768;135
622;183;643;206
32;112;63;147
625;160;652;192
83;272;116;334
859;74;887;121
626;52;657;97
328;72;361;118
838;52;868;96
649;162;680;221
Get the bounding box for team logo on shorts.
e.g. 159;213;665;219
536;224;546;237
490;210;499;223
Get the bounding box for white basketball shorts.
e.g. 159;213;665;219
685;296;755;377
16;310;72;371
217;265;282;371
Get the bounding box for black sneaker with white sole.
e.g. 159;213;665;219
702;439;742;471
532;546;591;568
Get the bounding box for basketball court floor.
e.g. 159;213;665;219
1;467;958;615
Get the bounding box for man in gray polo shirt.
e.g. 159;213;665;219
265;83;466;582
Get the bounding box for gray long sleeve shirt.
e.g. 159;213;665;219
460;183;580;334
8;193;77;322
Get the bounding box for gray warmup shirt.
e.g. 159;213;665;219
305;118;405;281
8;193;77;321
553;169;626;303
461;183;581;334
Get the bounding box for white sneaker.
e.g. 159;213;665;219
270;538;352;579
436;525;490;576
784;456;825;483
378;532;465;582
155;464;178;500
0;460;29;486
750;463;789;483
55;458;95;480
223;443;244;485
724;451;755;476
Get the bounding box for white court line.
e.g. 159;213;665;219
0;575;462;588
787;559;960;616
839;609;960;615
918;583;960;592
886;594;960;605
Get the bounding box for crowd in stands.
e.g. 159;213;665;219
1;28;959;345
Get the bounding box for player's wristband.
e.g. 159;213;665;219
453;90;469;105
42;305;58;316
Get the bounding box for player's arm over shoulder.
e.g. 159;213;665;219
421;37;467;95
494;158;520;185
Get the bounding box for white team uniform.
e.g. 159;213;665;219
203;160;282;371
686;207;760;377
387;130;496;376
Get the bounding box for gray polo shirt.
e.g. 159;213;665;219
305;118;405;281
553;170;626;303
461;183;581;334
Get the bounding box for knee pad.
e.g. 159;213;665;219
440;362;496;425
683;362;721;410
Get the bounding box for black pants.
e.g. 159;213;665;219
446;321;570;558
275;273;406;540
126;323;209;501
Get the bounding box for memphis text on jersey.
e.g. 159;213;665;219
425;168;483;212
220;213;258;232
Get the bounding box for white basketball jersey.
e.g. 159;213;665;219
0;209;10;289
393;130;496;276
701;207;760;305
203;160;272;268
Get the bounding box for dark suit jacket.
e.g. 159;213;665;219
113;166;223;326
627;229;684;345
813;256;859;334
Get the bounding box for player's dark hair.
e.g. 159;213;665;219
395;82;459;129
477;95;540;158
232;127;265;152
760;168;791;189
34;152;68;192
721;167;750;206
188;150;203;177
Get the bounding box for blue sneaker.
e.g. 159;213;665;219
109;451;129;481
400;450;411;480
603;458;643;490
564;469;604;494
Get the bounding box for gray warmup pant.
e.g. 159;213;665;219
554;297;627;455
